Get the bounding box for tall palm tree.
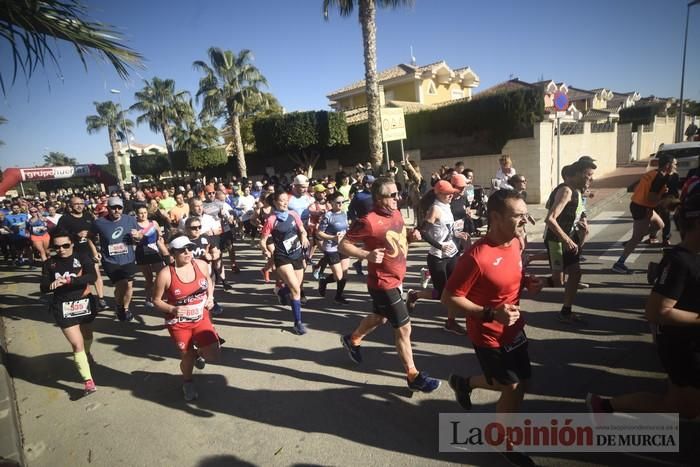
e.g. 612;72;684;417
85;101;134;186
193;47;268;177
42;151;77;166
323;0;414;170
0;0;143;95
130;77;190;169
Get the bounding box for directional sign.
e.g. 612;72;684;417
554;91;569;111
380;107;407;142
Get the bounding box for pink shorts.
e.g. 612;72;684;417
31;233;49;243
167;312;218;352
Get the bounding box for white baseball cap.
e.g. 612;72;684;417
293;174;309;186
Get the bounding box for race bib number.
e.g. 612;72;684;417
62;298;91;318
178;301;205;322
32;225;47;235
453;219;464;233
282;234;300;254
108;242;128;256
502;330;527;353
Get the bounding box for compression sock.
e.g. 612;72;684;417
291;299;302;323
335;279;346;298
73;351;92;381
322;274;336;285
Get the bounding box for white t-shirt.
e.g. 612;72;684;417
237;195;256;221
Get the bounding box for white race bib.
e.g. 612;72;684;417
178;301;205;322
145;242;159;254
108;242;128;256
282;234;300;254
62;298;91;318
453;219;464;233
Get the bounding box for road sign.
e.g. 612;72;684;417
554;91;569;111
380;107;406;142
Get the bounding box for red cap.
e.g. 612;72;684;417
434;180;460;195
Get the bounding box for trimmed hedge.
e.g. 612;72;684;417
619;104;664;126
130;154;170;178
253;110;349;154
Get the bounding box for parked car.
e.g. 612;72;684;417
646;142;700;180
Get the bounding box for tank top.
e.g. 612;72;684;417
28;217;48;236
427;201;457;259
165;261;209;324
137;221;159;255
544;184;583;242
631;170;667;208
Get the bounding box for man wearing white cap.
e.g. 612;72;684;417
89;196;142;321
288;174;314;302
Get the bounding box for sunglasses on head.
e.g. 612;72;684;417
173;245;195;253
53;243;71;250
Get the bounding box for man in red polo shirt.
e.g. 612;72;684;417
339;176;440;393
441;189;543;463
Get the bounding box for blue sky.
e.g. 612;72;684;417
1;0;699;168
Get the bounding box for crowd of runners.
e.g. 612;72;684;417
3;154;699;465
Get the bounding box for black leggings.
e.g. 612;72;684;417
427;253;458;297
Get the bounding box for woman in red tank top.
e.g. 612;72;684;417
152;234;220;401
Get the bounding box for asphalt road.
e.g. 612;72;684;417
2;194;699;467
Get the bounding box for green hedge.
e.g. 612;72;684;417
130;154;170;178
253;110;349;154
619;104;663;126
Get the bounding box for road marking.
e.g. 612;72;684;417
585;211;625;241
588;210;646;263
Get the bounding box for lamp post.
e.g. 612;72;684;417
676;0;700;142
110;88;132;186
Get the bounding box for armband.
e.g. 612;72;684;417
482;306;494;323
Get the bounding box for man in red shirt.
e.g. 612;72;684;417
442;190;543;461
339;176;440;393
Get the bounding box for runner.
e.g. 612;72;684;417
27;205;50;263
287;175;313;303
260;188;310;335
89;197;141;321
151;234;221;402
56;196;107;309
407;180;467;335
316;192;350;304
544;157;596;324
40;229;99;396
613;154;676;273
338;176;440;393
4;202;31;266
184;216;224;316
441;189;543;465
134;204;169;307
587;185;700;419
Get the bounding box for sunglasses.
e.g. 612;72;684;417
206;192;216;195
383;192;400;199
189;225;201;230
109;206;123;210
53;243;72;250
30;210;38;213
173;245;195;253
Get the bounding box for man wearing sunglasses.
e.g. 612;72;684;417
89;197;142;321
339;176;440;393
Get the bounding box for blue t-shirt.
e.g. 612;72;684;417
5;213;29;238
27;217;48;236
319;211;348;253
92;215;139;265
288;194;312;223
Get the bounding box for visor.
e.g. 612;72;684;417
168;236;196;250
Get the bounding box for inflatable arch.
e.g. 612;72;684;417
0;165;118;196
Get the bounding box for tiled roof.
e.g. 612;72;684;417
328;64;417;98
472;79;534;100
581;108;616;122
566;86;595;102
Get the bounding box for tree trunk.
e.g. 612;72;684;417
231;113;247;178
359;0;383;171
161;122;176;172
108;127;124;187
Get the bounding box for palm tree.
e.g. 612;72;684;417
0;0;143;95
173;100;220;154
323;0;414;170
129;77;190;169
85;101;134;186
42;151;77;166
193;47;268;177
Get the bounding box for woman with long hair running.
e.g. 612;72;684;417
40;229;99;396
259;188;310;335
316;191;350;304
27;205;51;263
134;204;170;307
152;234;221;402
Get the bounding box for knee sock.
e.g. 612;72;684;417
291;299;302;323
74;351;92;382
84;338;93;355
336;279;346;298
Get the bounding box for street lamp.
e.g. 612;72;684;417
675;0;700;142
110;88;132;185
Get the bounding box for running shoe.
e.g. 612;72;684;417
222;281;234;291
210;302;223;316
312;267;321;281
406;289;419;312
97;298;108;310
611;262;631;274
448;374;472;410
182;382;198;401
116;307;133;322
231;264;241;273
334;296;349;305
144;299;154;308
353;260;364;276
318;279;327;297
194;356;206;370
444;320;467;335
407;372;441;393
420;267;431;289
293;321;308;335
577;282;590;289
341;334;362;364
84;379;97;396
558;312;587;326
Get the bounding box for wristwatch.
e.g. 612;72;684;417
482;305;494;323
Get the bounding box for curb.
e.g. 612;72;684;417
0;316;24;467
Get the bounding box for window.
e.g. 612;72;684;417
384;89;395;101
427;80;437;95
451;89;464;100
